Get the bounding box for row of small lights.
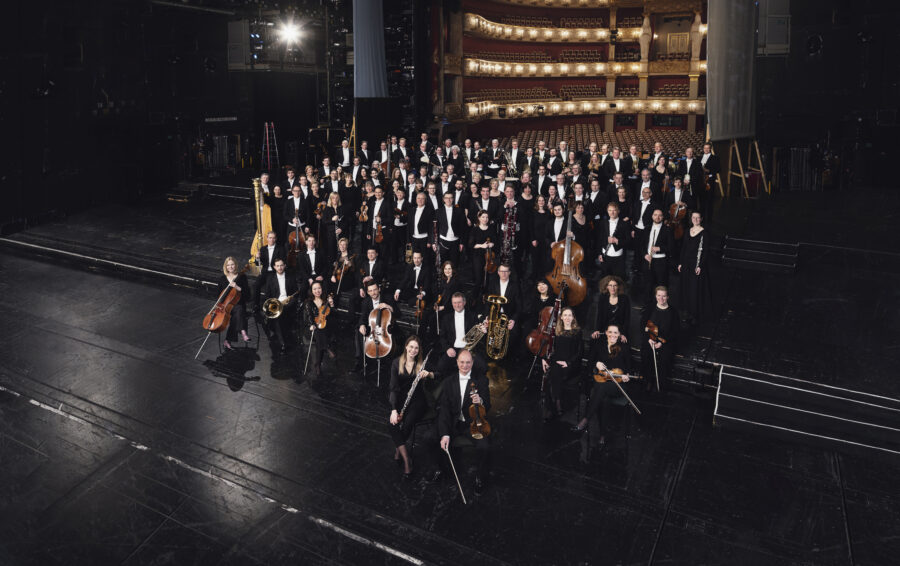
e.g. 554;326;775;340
497;0;611;5
465;14;641;42
466;99;703;117
465;58;707;77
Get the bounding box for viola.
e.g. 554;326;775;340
592;367;643;384
414;292;426;321
364;304;393;358
375;216;384;243
468;381;491;440
484;237;498;274
667;202;687;240
546;211;586;306
359;201;369;223
202;265;249;333
645;320;667;344
314;293;333;329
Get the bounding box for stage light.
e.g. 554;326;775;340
278;21;301;45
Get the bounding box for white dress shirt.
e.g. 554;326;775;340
647;223;665;258
606;218;623;256
453;310;467;349
307;250;317;275
636;200;650;230
372;198;384;228
276;273;288;300
553;217;565;240
413;207;426;238
443;207;458;241
266;245;276;270
458;372;472;420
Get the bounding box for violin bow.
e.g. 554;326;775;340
442;445;468;505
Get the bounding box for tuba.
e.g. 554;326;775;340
484;295;509;360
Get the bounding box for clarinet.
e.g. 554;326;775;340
695;234;704;270
398;350;432;420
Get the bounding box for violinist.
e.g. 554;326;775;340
262;258;298;354
700;143;720;221
434;261;463;319
319;192;346;265
297;234;326;297
650;156;670;189
572;323;633;443
468;210;498;295
434;349;491;497
389;335;436;479
664;176;696;260
353;280;398;374
591;276;632;344
217;256;251;350
541;307;583;422
391;184;409;265
640;286;679;391
393;251;434;305
595;202;630;279
303;281;336;377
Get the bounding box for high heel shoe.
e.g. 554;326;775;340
241;330;251;342
223;340;233;350
571;419;588;433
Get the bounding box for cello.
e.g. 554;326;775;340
364;303;394;387
546;210;587;306
287;210;306;267
666;202;687;240
526;285;565;358
196;265;249;359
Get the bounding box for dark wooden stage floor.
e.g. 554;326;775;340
1;188;900;565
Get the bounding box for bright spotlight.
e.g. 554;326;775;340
278;22;301;45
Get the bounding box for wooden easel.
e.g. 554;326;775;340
725;138;768;198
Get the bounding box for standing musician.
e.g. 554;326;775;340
676;147;705;204
284;185;309;241
218;257;251;350
595;202;630;279
540;307;583;422
408;191;434;260
468;210;498;296
389;335;436;479
261;258;298;354
546;201;569;244
253;231;286;311
297;233;326;297
485;138;504;177
500;185;523;275
302;280;336;377
572;323;634;444
643;208;674;297
641;286;679;391
434;349;492;496
354;280;398;375
483;263;522;354
319;191;347;265
364;185;393;261
631;186;657;277
391;185;409;265
470;185;501;226
700;142;720;221
435;191;466;268
591;276;632;344
437;292;487;377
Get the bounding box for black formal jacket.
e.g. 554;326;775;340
601;158;625;183
534;175;554;197
394;263;435;299
257;244;287;277
701;153;721;176
439;308;480;352
469;196;501;225
356;258;387;290
438;371;491;438
357;294;398;329
392;146;411;165
407;205;435;241
623;154;641;177
358;148;372;167
262;272;299;303
595;216;632;258
664;188;697;217
435;205;466;241
632;199;659;232
297;249;327;283
365;196;395;235
644;223;675;260
483;276;522;323
283;195;308;225
545;215;569;244
676;158;706;195
545;156;563;177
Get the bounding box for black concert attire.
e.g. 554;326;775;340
483;275;523;357
642;222;674;297
436;204;466;268
297;247;327;297
531;208;552;276
595;293;631;342
469;195;501;226
389;357;436;448
437;370;492;481
640;302;679;390
630;198;658;275
319;205;348;265
262;272;299;351
498;199;525;275
544;327;584;414
216;274;249;342
595;216;631;279
329;251;357;297
468;223;499;295
253;243;287;310
364;196;394;260
437;307;487;377
583;339;634;434
302;296;334;371
679;228;711;323
390;197;410;264
355;293;398;370
394;262;435;305
407;204;435;262
266;193;287;245
700;152;721;221
525;287;556;328
283;195;308;246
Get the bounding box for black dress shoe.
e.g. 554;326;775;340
571;423;587;433
425;470;442;483
473;476;484;496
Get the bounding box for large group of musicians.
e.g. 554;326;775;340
212;133;717;497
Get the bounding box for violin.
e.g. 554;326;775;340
645;320;667;344
468;381;491;440
484;237;498;274
315;201;327;219
592;367;643;384
375;216;384;243
414;292;426;322
333;254;355;283
359;201;369;223
364;304;393;358
667;202;687;240
202;265;249;333
314;293;333;329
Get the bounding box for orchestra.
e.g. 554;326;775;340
208;135;716;497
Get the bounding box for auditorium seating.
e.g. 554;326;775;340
472;51;552;63
656;52;690;62
559;17;604;28
464;87;559;104
614;45;641;62
500;15;553;27
618;16;643;27
500;128;705;157
559;84;605;100
651;84;689;97
558;49;606;62
615;86;639;97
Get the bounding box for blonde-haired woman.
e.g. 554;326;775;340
217;256;251;349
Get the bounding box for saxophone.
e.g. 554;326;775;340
484;295;509;360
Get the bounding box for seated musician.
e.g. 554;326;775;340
329;237;355;295
393;251;434;306
573;323;634;444
640;286;679;392
389;335;436;479
437;292;487;377
524;278;556;329
540;307;583;422
352;280;398;374
433;349;492;496
297;233;326;297
302;280;336;377
261;258;298;354
218;256;251;350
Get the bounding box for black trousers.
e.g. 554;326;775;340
225;305;248;342
641;342;675;390
268;311;295;349
389;395;429;447
438;238;461;269
584;380;629;433
545;363;576;405
643;256;669;297
598;253;626;279
449;420;491;478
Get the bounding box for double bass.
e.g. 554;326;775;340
546;210;586;306
287;211;306;267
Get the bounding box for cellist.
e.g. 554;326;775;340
352;280;398;375
217;257;251;350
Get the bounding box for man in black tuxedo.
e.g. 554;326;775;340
297;234;326;296
437;292;488;375
392;138;410;165
363;185;394;261
335;139;352;168
699;143;720;221
523;147;538;176
601;147;625;185
641;208;674;297
283;185;309;241
545;148;563;177
282;166;300;191
353;247;386;321
261;258;299;353
631;185;657;276
580;141;599;170
408;191;435;260
353;280;398;374
435;349;492;496
349;156;365;185
484;138;504;178
507;139;526;177
418;132;434;155
636;167;662;201
435;191;466;267
606;172;628;204
358;140;372;167
317;157;334;181
254;231;287;311
469;185;501;226
595;201;631;279
534;164;553;197
483;263;523;356
393;250;435;305
676;147;705;199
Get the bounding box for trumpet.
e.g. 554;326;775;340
262;292;297;319
484;295;510;360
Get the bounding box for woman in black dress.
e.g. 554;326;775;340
319;191;347;265
329;237;356;296
650;156;670;189
573;323;634;443
434;260;463;324
526;278;556;328
613;186;632;224
217;256;251;350
591;276;631;343
468;210;498;294
678;211;710;324
531;195;552;276
388;335;435;478
302;281;336;376
541;307;583;420
266;185;287;245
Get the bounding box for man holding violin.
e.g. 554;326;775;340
432;349;492;497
